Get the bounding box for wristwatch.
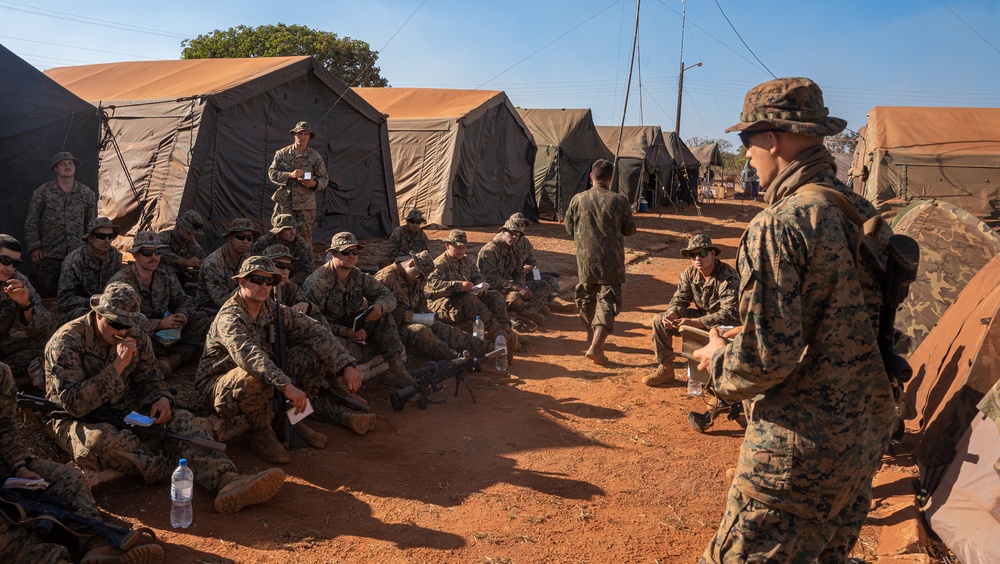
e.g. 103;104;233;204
17;301;33;312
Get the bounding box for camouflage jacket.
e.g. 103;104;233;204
0;364;32;466
708;159;895;521
667;262;740;328
425;252;486;299
196;293;354;393
24;180;96;257
108;264;194;336
57;246;123;316
156;228;206;267
565;183;636;286
374;264;429;329
249;232;316;286
44;313;170;418
302;264;396;338
491;232;536;268
476;238;523;292
267;145;329;211
381;226;430;264
0;272;56;341
197;246;243;312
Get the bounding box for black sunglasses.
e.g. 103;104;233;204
689;249;711;258
739;129;781;149
272;261;292;270
138;249;162;257
92;232;116;241
246;274;279;287
407;219;423;224
339;249;360;256
107;319;131;331
0;255;22;268
231;233;253;242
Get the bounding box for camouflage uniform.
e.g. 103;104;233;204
197;246;244;314
0;272;57;388
477;227;550;315
268;131;329;247
249;231;315;286
565;181;636;332
380;225;430;266
156;211;207;288
56;245;122;322
425;233;512;333
700;78;895;562
375;259;489;360
25;176;97;298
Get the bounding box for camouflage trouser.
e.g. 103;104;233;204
505;281;551;314
47;408;236;493
575;283;622;333
0;521;71;564
699;484;872;563
28;256;63;298
151;309;212;366
0;335;46;389
401;320;490;360
344;314;404;362
428;291;511;332
272;205;316;248
650;308;705;365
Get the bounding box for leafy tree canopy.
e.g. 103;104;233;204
825;130;860;154
686;136;745;175
181;23;389;87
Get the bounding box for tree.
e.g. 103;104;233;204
181;24;389;87
686;137;744;177
825;130;860;154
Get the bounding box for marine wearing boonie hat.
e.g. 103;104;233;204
327;232;364;252
680;234;723;258
225;218;260;237
725;77;846;137
90;281;146;326
507;212;528;229
232;256;280;284
128;231;168;253
400;250;435;279
498;218;524;234
176;210;205;235
443;229;468;246
404;209;426;224
270;214;301;234
289;121;315;139
83;217;120;242
262;244;296;263
50;151;81;169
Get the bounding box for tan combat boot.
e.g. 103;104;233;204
80;539;164;564
346;412;377;435
585;326;610;365
642;365;674;387
250;427;291;464
294;420;327;449
383;353;416;388
214;468;285;513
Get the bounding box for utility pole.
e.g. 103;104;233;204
674;0;701;137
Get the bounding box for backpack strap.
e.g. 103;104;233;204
797;183;884;266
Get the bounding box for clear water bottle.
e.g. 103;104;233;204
686;365;703;396
494;331;508;373
472;316;485;340
170;458;194;528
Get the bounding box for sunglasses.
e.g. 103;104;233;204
92;232;116;241
138;249;162;257
231;233;253;242
0;255;22;268
107;319;131;331
246;274;280;287
739;129;781;149
339;249;360;256
689;249;711;258
272;261;292;271
407;219;423;224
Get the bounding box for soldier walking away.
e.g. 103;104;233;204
268;121;329;247
565;159;636;365
56;217;123;322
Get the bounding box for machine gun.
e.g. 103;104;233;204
0;487;156;550
390;349;503;412
16;393;226;453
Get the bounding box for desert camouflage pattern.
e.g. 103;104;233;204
24;179;96;257
381;225;430;266
891;199;1000;358
268;145;328;246
375;264;489;359
0;272;56;382
426;251;512;331
477;237;550;313
564;182;636;286
157;227;206;283
250;232;315;286
302;265;396;339
706;158;895;524
575;283;623;332
43;313;236;491
197;246;244;313
56;245;123;320
666;263;740;327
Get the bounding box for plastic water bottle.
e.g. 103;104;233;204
170;459;194;528
472;316;485;340
686;365;703;396
494;331;508;373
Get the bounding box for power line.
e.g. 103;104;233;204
937;0;1000;57
0;34;157;60
0;0;191;39
711;0;776;79
652;0;769;75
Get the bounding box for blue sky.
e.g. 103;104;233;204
3;0;999;148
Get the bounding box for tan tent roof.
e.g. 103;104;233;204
690;143;722;167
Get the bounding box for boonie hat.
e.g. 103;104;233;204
725;77;846;137
289;121;315;139
399;250;435;278
270;214;301;234
404;209;426;223
128;231;167;253
90;282;146;327
225;218;260;237
681;234;723;257
499;218;524;234
443;229;468;247
51;151;81;169
507;212;528;228
232;255;279;282
84;217;120;242
327;232;364;252
263;244;297;264
176;210;205;235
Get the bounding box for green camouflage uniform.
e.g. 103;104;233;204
56;246;122;322
249;232;315;286
375;264;489;359
197;246;244;314
196;292;355;433
156;228;205;287
302;264;403;363
477;237;550;314
43;313;238;492
564;182;636;332
1;363;102;564
25;180;97;297
491;231;559;295
426;251;512;332
700;147;895;563
380;226;430;266
0;272;56;388
651;262;739;366
268;146;328;247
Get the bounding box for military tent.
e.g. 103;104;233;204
663;132;702;203
45;56;396;243
890;200;1000;358
353;87;537;227
689;143;722;167
832;152;852;184
597;125;680;208
852;106;1000;223
517;108;611;221
0;44;98;249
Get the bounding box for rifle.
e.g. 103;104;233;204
325;388;372;414
16;394;226;453
0;487;156;549
390;349;502;412
272;290;307;450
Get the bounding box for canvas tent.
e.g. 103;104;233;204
0;44;98;251
852;106;1000;223
45;56;396;242
353;87;537;227
690;143;722;167
596;125;676;209
517;108;611;220
663;131;702;203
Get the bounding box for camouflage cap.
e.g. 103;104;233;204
327;231;364;252
232;255;279;281
443;229;467;246
404;209;426;223
128;231;168;252
270;214;301;234
262;244;296;263
51;151;81;169
410;250;435;278
499;218;524;234
83;217;120;242
176;210;205;235
725;77;846;137
289;121;316;139
681;234;723;257
507;212;528;229
90;281;147;327
225;218;260;237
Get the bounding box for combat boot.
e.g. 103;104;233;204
156;359;172;379
214;468;285;513
549;295;577;312
538;305;551;317
642;365;673;386
585;326;610;365
250;427;291;464
383;353;416;388
294;420;327;449
80;538;164;564
346;412;377;435
519;310;546;325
